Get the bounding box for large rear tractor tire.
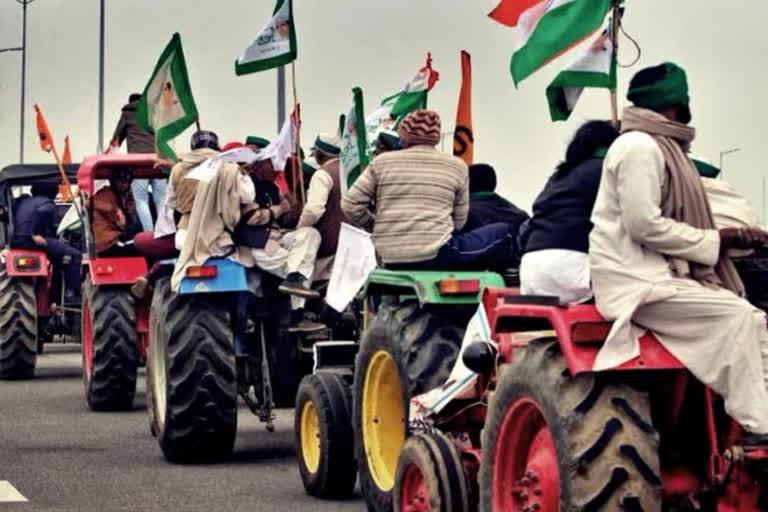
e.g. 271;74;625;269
150;291;237;463
0;269;37;379
394;430;471;512
147;276;173;437
353;302;465;512
81;278;138;410
479;339;662;512
295;372;357;499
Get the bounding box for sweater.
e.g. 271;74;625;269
523;157;604;255
464;192;529;234
342;145;469;263
111;100;155;154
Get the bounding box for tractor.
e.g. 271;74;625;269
76;153;162;411
0;163;83;379
146;254;350;463
293;268;507;505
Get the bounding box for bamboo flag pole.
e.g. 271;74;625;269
609;1;620;127
291;60;306;205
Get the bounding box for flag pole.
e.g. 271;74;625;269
609;1;620;127
291;60;305;204
49;140;85;226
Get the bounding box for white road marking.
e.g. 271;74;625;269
0;481;27;502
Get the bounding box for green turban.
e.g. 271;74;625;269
692;158;720;179
245;136;270;148
627;62;691;123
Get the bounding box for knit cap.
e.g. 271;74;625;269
398;109;441;147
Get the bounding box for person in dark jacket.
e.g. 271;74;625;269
11;183;81;298
464;163;529;249
111;93;167;232
519;120;619;303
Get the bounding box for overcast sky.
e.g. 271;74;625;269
1;0;766;214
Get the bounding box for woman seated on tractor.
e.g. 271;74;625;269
92;167;143;257
518;120;619;303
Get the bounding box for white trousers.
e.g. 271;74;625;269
632;284;768;433
251;227;321;309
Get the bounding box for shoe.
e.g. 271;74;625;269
278;273;320;299
287;319;328;333
744;433;768;449
131;277;150;300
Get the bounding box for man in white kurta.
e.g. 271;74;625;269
589;63;768;440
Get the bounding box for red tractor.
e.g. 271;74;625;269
387;288;768;511
0;163;83;379
76;154;162;411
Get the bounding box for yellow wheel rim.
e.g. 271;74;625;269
362;350;405;492
300;400;321;474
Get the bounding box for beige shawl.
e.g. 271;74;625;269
621;106;744;296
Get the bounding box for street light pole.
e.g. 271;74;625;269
18;0;35;164
97;0;105;152
719;147;742;179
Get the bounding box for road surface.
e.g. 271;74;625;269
0;344;364;512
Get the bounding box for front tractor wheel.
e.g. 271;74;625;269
81;278;138;411
150;292;237;463
480;339;662;512
0;269;37;379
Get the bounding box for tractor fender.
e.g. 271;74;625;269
3;248;49;277
84;256;146;285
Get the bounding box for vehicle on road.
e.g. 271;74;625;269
76;154;159;411
0;163;82;379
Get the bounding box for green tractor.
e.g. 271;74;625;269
294;268;507;508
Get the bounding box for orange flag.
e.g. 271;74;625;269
62;136;72;164
34;104;54;153
453;51;474;166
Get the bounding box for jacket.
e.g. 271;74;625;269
11;195;56;246
523;157;604;254
298;159;347;258
168;148;220;230
111;100;155;154
92;187;127;253
464;192;529;234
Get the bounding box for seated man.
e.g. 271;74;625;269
372;130;401;158
342;109;515;271
464;162;529;245
11;182;81;299
92;167;142;256
589;62;768;444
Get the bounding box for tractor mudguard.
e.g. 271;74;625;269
179;258;248;295
85;256;147;285
3;249;49;277
361;269;505;305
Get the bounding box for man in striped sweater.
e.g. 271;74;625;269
342;109;515;270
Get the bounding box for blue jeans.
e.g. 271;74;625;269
131;179;167;231
390;222;516;271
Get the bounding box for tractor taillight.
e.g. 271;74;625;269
95;264;114;275
571;322;611;344
14;255;40;270
437;279;480;296
186;266;217;279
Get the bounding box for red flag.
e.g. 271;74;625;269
34;104;54;153
488;0;541;27
453;51;474;166
62;136;72;164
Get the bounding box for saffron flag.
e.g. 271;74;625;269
365;54;440;151
62;136;72;164
489;0;613;85
236;0;297;75
136;33;199;161
546;27;615;121
453;51;473;165
34;104;53;153
340;88;369;194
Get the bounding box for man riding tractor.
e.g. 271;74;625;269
0;163;83;379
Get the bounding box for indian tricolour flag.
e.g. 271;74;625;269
365;54;440;149
340;88;369;194
545;27;615;121
136;33;199;161
236;0;297;75
489;0;613;85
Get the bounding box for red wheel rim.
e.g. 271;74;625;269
492;397;559;512
400;463;431;512
82;299;93;379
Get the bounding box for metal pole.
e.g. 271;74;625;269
20;0;28;164
719;147;742;180
97;0;105;152
277;66;286;132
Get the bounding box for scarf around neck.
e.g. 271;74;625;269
621;106;744;296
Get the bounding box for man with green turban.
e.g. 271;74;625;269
589;62;768;451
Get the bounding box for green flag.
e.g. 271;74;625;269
136;33;199;161
236;0;297;75
340;88;369;194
